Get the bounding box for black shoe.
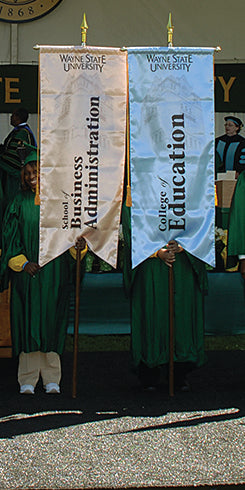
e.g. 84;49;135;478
138;363;161;390
174;362;193;392
180;379;191;392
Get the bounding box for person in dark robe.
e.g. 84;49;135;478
0;147;87;394
0;107;37;253
0;107;37;207
215;116;245;175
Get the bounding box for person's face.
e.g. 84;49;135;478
10;111;21;127
225;120;239;137
24;163;37;191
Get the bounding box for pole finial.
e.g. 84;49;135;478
81;13;88;46
167;12;174;47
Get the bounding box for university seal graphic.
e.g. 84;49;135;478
0;0;63;23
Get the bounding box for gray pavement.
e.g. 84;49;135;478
0;350;245;489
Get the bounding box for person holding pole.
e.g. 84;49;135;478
0;146;87;394
122;203;207;392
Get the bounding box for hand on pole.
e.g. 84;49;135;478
75;235;86;250
23;262;40;277
167;240;183;254
157;248;175;267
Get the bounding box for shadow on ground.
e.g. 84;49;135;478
0;350;245;440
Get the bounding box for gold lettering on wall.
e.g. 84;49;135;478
5;77;21;103
214;76;236;102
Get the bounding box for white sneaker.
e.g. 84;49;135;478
45;383;60;394
20;384;35;395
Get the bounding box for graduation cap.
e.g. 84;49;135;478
17;142;38;167
224;116;243;128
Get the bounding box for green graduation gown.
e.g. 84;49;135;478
123;204;207;369
227;171;245;263
0;178;3;246
0;189;79;356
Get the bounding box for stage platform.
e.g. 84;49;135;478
67;272;245;336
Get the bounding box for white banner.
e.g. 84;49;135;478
128;47;216;268
39;46;127;267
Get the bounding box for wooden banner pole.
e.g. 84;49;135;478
168;265;175;396
166;13;175;397
72;245;82;398
72;12;89;398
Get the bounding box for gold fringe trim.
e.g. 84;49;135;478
126;52;132;207
126;184;132;207
35;51;41;206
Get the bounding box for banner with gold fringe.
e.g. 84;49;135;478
39;46;127;267
128;47;216;268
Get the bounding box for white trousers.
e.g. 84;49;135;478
18;351;61;388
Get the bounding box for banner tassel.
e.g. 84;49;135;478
35;51;41;206
126;184;132;207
